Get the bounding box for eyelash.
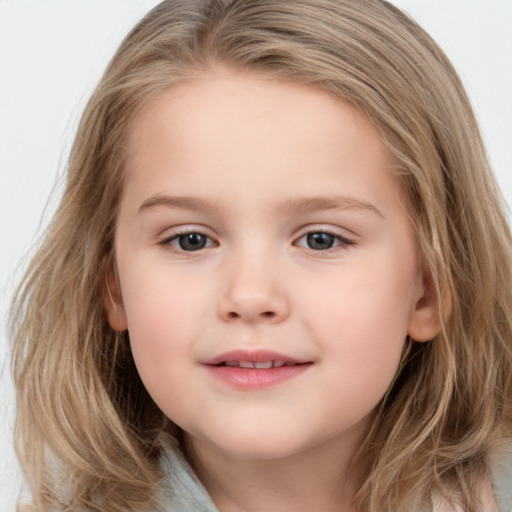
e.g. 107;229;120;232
158;229;354;254
159;230;217;253
295;231;354;252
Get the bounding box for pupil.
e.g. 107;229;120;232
179;233;206;251
307;232;334;250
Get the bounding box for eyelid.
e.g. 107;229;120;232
294;223;356;239
158;225;218;251
293;225;356;252
155;224;356;253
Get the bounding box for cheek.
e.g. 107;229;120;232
300;255;416;364
302;267;412;427
121;256;210;333
118;264;211;385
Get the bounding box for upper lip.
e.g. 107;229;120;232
203;349;308;366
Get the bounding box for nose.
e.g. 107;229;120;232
217;254;290;324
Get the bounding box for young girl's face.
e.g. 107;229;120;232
106;72;438;461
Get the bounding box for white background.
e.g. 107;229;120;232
1;1;511;510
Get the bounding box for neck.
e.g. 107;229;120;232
183;432;367;512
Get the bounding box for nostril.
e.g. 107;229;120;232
226;311;275;319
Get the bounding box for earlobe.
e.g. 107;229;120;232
407;273;443;342
103;260;128;332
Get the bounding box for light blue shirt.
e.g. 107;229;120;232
159;445;512;511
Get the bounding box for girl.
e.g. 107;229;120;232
10;1;512;511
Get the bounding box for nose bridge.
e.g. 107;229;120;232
217;241;289;323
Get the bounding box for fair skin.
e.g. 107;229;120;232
105;72;439;512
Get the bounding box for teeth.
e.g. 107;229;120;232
254;361;273;369
223;360;297;368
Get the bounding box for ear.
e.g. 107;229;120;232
407;270;444;342
103;258;128;332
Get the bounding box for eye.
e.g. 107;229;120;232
296;231;352;251
162;232;215;252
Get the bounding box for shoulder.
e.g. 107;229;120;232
158;442;220;512
490;442;512;512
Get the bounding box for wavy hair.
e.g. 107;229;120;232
11;1;512;510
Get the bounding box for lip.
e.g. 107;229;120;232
203;350;312;390
203;349;306;366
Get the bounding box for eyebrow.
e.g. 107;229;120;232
278;197;383;218
138;194;383;218
138;195;218;214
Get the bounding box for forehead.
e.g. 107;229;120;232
122;72;404;213
126;71;374;150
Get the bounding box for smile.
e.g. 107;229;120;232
203;350;312;389
222;360;299;368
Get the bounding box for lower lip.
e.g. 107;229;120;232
205;364;312;390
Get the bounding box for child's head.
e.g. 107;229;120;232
12;1;512;511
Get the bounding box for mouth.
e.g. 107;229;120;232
203;350;312;389
203;349;309;367
215;360;304;369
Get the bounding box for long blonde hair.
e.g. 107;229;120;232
11;1;512;510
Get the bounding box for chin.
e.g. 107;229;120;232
204;427;314;461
